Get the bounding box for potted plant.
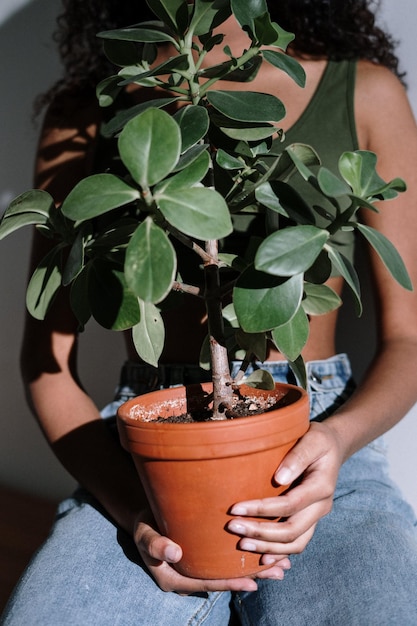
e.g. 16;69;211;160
0;0;411;578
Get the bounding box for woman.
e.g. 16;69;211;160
2;1;417;623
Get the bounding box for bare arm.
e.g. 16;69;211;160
228;63;417;557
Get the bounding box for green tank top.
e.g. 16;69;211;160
271;59;359;264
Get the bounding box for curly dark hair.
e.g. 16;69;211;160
36;0;404;112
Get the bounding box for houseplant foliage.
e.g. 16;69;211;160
0;0;411;417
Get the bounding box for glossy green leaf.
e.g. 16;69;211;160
220;124;277;141
125;218;176;303
216;149;243;171
338;151;406;199
231;0;268;30
302;283;342;316
156;187;233;239
235;329;267;361
255;226;329;276
70;267;92;327
317;167;351;198
234;267;303;332
190;0;231;36
61;174;139;221
26;246;63;320
146;0;189;33
96;76;123;108
119;54;190;86
155;150;210;193
101;97;179;137
0;190;54;239
132;301;165;367
88;259;140;330
262;50;306;87
207;90;285;123
174;105;210;152
271;305;309;361
118;108;181;188
98;26;177;45
243;369;275;390
288;355;307;389
356;223;412;290
326;245;362;315
103;39;142;67
62;226;90;286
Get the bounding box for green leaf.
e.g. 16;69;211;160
231;0;268;31
62;226;90;286
119;54;190;86
326;246;362;315
190;0;231;36
356;223;412;290
207;90;285;123
338;151;405;200
103;39;142;67
271;305;309;361
302;283;342;316
125;218;176;303
288;354;307;389
174;105;210;152
317;167;351;198
234;267;303;332
26;246;63;320
156;187;233;239
262;50;305;87
96;75;123;108
88;260;141;330
98;26;177;45
61;174;139;221
216;149;243;171
101;97;179;137
243;369;275;390
0;190;53;239
255;226;329;276
220;124;276;141
118;108;181;188
155;149;210;193
132;300;165;367
145;0;189;34
70;267;91;327
235;329;267;361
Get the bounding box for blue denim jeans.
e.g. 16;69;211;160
2;355;417;625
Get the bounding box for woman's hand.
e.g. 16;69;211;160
133;513;291;593
227;421;345;561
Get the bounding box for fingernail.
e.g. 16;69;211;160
240;541;256;551
165;545;181;562
228;521;246;533
230;505;248;515
275;467;292;485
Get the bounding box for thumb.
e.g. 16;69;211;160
274;429;312;486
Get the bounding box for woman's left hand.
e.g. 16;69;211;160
227;421;345;572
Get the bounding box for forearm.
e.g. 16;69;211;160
325;337;417;462
24;369;149;536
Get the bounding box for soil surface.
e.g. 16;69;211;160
154;388;290;423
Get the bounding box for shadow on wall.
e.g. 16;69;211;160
0;0;125;499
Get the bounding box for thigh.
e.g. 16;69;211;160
235;447;417;626
1;489;232;626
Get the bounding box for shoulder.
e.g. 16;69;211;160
354;60;413;150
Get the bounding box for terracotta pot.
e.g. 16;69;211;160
117;382;309;579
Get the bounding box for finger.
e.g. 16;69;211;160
238;523;317;557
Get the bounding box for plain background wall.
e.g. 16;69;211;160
0;0;416;511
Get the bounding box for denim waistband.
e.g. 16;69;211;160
115;354;352;398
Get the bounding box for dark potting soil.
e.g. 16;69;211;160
154;390;290;423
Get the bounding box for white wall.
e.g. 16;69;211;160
0;0;416;510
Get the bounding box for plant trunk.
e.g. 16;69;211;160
205;239;233;417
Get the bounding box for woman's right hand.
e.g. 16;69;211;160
133;514;291;594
